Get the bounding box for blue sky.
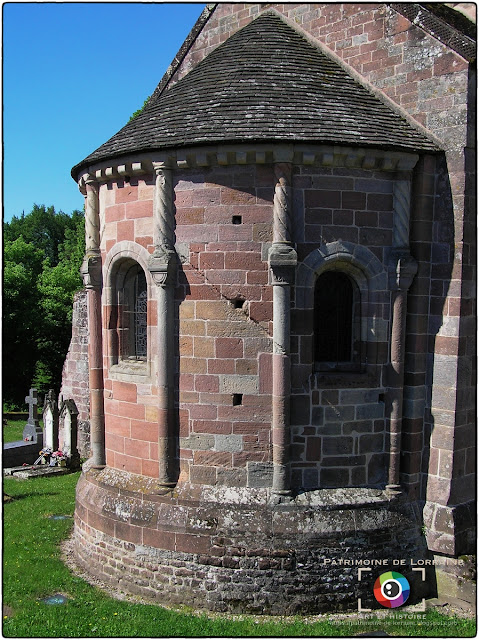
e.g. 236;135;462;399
3;2;205;221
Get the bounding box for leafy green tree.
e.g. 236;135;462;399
4;204;76;266
129;96;150;122
3;206;85;408
3;238;44;408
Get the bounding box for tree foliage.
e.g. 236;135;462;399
128;96;151;122
3;205;85;409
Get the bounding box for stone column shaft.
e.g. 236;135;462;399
81;177;106;468
149;161;177;487
269;162;296;497
387;253;417;490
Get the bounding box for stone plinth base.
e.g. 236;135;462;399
74;468;433;614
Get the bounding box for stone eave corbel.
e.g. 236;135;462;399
76;144;420;183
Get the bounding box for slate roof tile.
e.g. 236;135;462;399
72;11;438;178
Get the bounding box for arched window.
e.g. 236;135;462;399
314;270;361;370
118;263;147;361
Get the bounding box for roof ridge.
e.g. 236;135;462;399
270;8;443;151
148;4;217;105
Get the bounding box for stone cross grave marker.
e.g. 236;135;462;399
22;388;43;443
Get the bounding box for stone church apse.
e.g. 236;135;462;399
65;4;475;613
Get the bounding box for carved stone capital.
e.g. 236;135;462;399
148;248;177;287
269;243;297;285
81;254;102;290
388;250;418;291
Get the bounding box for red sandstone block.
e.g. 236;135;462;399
207;359;236;374
189;404;217;420
125;199;152;219
105;204;126;223
118;402;145;420
136;236;154;249
188;284;222;301
233;421;268;435
193;450;233;466
176;207;205;225
143;528;176;551
195;375;219;393
258;353;273;395
194;337;215;358
130;419;158;442
193;419;232;435
113;183;136;204
192;188;221;207
224;251;263;271
122;454;143;475
249;301;273;323
220;186;256;206
180;336;194;357
112;380;137;403
206;269;246;285
88;510;115;537
434;52;468;76
235;359;257;375
216;337;244;359
109;416;131;438
105;432;125;454
233;451;268;467
180;357;207;374
117;219;135;242
124;438;150;459
104;398;120;415
179;373;195;391
218;225;253;242
247;270;269;285
142;459;159;479
149;441;159;459
199;252;225;270
115;520;143;544
176;533;210;554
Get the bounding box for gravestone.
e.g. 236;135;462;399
42;390;59;451
59;399;80;468
22;388;43;443
3;389;44;468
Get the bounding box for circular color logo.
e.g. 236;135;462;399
373;571;410;608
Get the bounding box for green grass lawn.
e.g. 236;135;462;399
2;473;476;637
3;416;31;443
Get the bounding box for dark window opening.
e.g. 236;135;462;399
232;393;243;406
232;215;242;225
119;264;147;361
315;271;359;368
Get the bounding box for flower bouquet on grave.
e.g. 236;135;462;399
35;447;53;465
51;450;68;467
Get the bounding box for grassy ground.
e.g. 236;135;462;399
2;473;476;637
3;416;30;443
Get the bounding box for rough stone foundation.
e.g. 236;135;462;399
74;467;433;613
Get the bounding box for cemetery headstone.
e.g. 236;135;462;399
22;388;43;444
59;399;81;468
3;389;43;468
43;390;59;452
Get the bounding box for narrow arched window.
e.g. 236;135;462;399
314;271;360;369
119;263;147;361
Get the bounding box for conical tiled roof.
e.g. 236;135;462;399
72;11;437;178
